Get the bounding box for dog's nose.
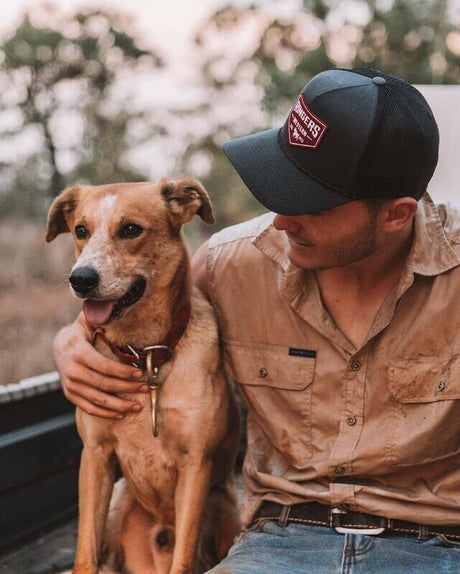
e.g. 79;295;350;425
69;267;100;295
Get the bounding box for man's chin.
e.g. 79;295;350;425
287;250;313;269
287;250;333;272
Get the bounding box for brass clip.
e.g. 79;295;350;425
146;352;160;437
144;345;172;437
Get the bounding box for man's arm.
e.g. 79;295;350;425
53;240;210;418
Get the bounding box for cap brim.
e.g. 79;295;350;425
222;128;352;215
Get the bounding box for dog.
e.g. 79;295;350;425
46;178;241;574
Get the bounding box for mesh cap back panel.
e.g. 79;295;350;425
347;68;439;200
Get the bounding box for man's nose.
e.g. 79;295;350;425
273;213;298;231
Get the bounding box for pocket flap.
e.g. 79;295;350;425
225;341;315;390
389;356;460;403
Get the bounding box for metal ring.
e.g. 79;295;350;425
143;344;173;352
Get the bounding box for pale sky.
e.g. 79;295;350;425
0;0;306;79
0;0;224;64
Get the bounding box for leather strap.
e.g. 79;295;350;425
92;303;191;370
254;501;460;540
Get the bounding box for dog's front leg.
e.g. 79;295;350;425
170;458;212;574
73;445;116;574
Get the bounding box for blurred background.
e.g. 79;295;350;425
1;0;459;385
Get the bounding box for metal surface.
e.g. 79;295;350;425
0;372;81;554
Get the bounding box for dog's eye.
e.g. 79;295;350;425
75;225;88;239
120;223;143;239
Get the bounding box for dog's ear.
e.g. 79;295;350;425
45;186;81;242
161;177;215;227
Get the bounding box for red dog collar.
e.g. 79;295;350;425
92;303;191;371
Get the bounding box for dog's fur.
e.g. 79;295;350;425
46;179;240;574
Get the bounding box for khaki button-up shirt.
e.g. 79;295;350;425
207;193;460;526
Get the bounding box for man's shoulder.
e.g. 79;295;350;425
208;212;275;249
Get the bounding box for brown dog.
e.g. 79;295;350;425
46;179;240;574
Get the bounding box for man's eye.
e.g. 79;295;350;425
120;223;143;239
75;225;88;239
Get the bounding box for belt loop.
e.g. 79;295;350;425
278;504;291;527
417;524;429;540
330;506;346;528
248;518;271;533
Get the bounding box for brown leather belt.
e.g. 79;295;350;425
253;502;460;541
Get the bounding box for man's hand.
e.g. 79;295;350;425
53;313;146;419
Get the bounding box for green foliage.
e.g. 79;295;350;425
0;8;162;219
252;0;459;109
197;1;459;106
353;0;459;83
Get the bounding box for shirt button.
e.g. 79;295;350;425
350;361;361;371
346;415;357;426
259;367;268;378
334;466;345;475
438;381;446;391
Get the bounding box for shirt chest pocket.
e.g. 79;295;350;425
388;356;460;467
225;342;315;468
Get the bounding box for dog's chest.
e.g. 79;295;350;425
114;418;177;516
110;388;205;515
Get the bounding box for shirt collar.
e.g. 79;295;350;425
409;192;460;276
252;213;291;272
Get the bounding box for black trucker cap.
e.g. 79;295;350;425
222;68;439;215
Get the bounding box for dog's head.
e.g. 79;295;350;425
46;178;214;327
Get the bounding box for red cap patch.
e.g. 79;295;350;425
288;94;328;149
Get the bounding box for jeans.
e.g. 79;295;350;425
207;521;460;573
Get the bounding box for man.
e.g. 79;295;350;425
54;68;460;572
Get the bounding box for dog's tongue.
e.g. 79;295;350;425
83;300;115;326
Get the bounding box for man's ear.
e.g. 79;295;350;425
45;186;81;242
383;197;418;234
161;177;215;227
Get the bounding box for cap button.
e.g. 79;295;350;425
372;76;386;86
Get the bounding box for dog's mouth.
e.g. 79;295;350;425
83;277;147;326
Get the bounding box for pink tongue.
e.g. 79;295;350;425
83;300;115;326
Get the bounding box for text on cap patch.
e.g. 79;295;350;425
288;94;328;149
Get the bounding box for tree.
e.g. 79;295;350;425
0;6;162;218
